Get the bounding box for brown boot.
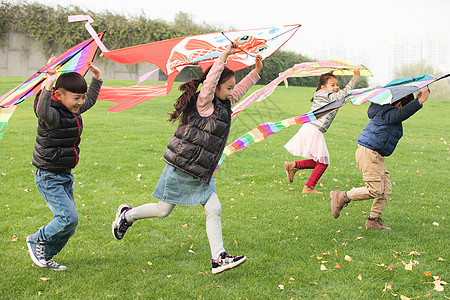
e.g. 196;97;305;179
284;162;298;183
365;217;391;231
330;191;350;219
302;185;323;194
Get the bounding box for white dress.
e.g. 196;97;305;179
284;123;330;164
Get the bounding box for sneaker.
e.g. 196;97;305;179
302;185;323;194
211;252;247;274
284;162;298;183
365;216;392;231
45;258;67;271
26;234;47;268
112;204;133;240
330;191;350;219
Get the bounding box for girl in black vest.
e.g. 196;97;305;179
112;42;262;274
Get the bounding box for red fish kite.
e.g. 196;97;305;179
69;15;301;111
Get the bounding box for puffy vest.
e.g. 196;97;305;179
164;95;232;184
32;98;83;172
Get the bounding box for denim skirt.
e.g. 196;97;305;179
153;164;216;206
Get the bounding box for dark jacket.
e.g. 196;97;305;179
164;95;231;184
358;99;422;156
32;77;102;172
32;97;83;172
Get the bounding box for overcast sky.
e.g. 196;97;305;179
26;0;450;84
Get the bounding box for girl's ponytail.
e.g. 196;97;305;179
167;67;210;124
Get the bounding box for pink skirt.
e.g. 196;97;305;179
284;123;330;164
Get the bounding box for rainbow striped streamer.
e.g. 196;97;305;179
348;74;448;106
215;99;345;172
0;32;104;108
232;58;372;117
0;106;17;141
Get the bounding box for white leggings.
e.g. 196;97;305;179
124;192;225;258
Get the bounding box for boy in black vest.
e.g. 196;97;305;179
26;63;102;270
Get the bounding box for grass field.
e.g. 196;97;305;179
0;76;448;299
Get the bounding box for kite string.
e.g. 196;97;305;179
220;32;258;58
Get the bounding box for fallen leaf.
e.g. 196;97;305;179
424;271;432;276
332;238;338;243
357;274;362;281
278;284;285;290
400;295;411;300
344;255;353;262
384;264;393;271
234;240;238;246
423;293;431;298
438;257;446;261
334;263;341;269
355;237;364;240
383;283;392;292
11;235;18;242
432;222;439;226
320;264;327;271
289;277;295;281
40;277;50;281
147;262;152;266
188;249;195;254
166;275;171;278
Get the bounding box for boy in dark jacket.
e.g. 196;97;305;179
26;63;102;270
330;88;430;230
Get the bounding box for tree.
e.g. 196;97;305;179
395;60;449;100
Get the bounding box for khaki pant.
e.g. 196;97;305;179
347;145;392;217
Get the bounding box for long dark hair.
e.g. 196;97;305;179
168;66;235;124
310;73;337;102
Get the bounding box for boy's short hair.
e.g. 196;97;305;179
55;72;87;94
391;93;414;107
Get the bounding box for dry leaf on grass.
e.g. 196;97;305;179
344;255;353;262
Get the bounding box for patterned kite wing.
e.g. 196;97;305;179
216;100;345;172
232;58;372;117
0;32;104;108
102;24;301;76
348;74;449;105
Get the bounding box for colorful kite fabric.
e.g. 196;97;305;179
70;15;301;111
0;32;104;108
348;73;450;105
0;106;17;141
215;99;345;172
231;58;372;117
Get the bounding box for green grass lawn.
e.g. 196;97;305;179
0;76;448;299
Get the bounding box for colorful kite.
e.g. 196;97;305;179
215;99;345;172
348;73;450;105
232;58;372;117
0;32;104;108
0;32;103;142
69;15;301;111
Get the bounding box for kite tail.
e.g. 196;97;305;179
0;106;17;141
214;100;345;173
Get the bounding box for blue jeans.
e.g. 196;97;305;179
34;168;79;259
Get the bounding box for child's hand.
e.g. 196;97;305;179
353;68;360;77
255;54;263;73
418;88;430;104
87;62;101;79
44;69;58;91
220;42;238;62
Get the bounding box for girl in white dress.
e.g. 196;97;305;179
284;69;360;193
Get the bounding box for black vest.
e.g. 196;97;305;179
164;95;232;184
32;98;83;172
